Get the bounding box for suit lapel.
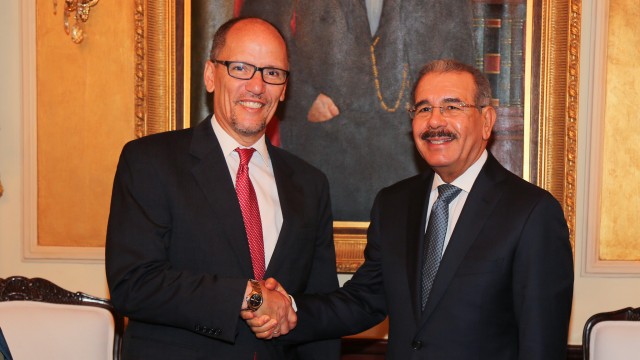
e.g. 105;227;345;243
189;118;253;278
420;155;508;323
264;145;303;277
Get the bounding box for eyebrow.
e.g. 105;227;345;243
413;97;464;107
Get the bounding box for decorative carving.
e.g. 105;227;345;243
134;0;146;138
537;0;580;251
0;276;80;304
565;0;581;253
136;0;178;138
52;0;101;44
629;308;640;321
0;276;113;309
334;222;370;273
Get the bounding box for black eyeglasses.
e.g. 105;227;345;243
212;60;289;85
408;102;485;119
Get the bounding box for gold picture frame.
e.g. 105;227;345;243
136;0;580;272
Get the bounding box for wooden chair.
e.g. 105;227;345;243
0;276;124;360
582;307;640;360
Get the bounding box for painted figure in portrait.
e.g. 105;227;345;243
191;0;526;221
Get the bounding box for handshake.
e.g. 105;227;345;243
240;278;296;339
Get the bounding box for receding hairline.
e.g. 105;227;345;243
209;17;288;61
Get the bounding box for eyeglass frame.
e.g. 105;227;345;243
408;100;486;119
212;59;290;85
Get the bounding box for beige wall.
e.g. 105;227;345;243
0;1;128;297
598;0;640;260
36;0;135;247
571;0;640;346
1;0;640;347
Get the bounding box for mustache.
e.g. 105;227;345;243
237;92;265;101
420;130;457;141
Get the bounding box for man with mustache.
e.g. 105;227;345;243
245;59;574;359
106;17;339;359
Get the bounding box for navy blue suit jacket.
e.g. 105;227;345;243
293;153;574;360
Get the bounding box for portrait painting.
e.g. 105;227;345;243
187;0;527;222
139;0;579;271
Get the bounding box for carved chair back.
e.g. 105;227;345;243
0;276;123;360
582;307;640;360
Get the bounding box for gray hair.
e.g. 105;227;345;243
410;59;492;106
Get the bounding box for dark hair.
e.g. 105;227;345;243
410;59;492;106
209;17;288;60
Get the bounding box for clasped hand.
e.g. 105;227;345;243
241;278;295;339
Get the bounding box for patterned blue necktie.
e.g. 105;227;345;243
421;184;462;310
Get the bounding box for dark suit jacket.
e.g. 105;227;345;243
292;153;574;360
105;117;340;360
241;0;475;220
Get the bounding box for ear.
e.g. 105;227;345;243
204;60;216;93
481;106;497;141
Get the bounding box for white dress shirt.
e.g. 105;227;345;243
211;116;283;268
425;150;488;255
365;0;384;36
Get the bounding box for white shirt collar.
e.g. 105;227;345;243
431;150;488;193
210;115;271;168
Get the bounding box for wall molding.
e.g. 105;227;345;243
21;0;104;262
583;0;640;275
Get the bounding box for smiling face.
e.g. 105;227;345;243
412;71;496;183
204;19;288;146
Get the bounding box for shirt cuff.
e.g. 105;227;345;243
289;295;298;312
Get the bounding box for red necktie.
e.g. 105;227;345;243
235;148;265;280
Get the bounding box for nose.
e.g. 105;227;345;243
427;108;447;129
245;70;267;94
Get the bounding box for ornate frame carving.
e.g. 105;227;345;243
535;0;581;254
135;0;178;137
138;0;580;272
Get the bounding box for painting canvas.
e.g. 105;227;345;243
188;0;527;222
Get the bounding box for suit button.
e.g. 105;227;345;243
213;329;222;336
411;340;422;350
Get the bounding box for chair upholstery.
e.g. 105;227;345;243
583;307;640;360
0;276;123;360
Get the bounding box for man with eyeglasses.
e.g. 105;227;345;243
244;59;574;359
106;17;340;359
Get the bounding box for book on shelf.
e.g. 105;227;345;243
472;0;526;109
